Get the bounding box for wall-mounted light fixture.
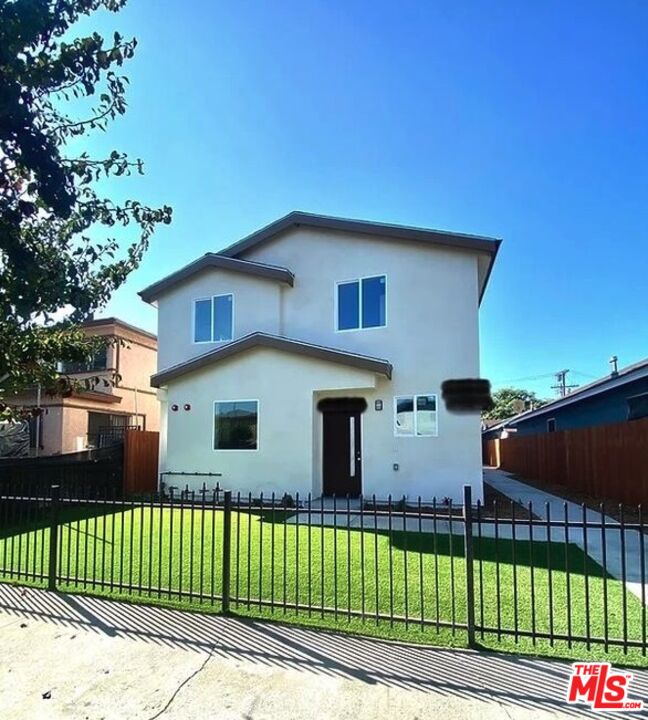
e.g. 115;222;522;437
183;403;191;411
375;399;383;411
171;404;179;412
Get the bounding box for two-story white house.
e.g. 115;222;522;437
140;212;500;501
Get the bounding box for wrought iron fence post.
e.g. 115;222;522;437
48;485;60;591
222;490;232;614
463;484;476;648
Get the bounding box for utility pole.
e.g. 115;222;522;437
551;369;578;398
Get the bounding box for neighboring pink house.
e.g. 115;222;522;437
10;318;159;456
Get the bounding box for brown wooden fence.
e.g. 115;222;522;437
484;418;648;505
123;429;159;495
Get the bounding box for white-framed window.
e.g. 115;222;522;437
213;400;259;451
336;275;386;331
194;294;233;343
394;394;438;437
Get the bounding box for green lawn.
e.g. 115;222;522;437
0;502;646;667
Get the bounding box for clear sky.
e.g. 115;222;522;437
78;1;648;399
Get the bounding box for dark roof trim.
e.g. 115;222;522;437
221;211;501;257
486;357;648;433
139;255;295;304
219;211;501;304
82;317;157;341
151;332;392;388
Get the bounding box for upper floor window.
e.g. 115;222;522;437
336;275;386;331
57;346;108;374
194;294;233;343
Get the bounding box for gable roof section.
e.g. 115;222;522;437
486;356;648;433
221;210;500;256
140;212;502;307
139;254;294;304
150;332;393;387
220;211;502;302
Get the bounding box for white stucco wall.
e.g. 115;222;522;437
156;268;283;369
244;227;484;500
161;347;377;497
156;225;485;501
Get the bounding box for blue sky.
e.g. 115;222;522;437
78;1;648;398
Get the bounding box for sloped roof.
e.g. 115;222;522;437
485;356;648;433
220;210;501;257
139;211;501;305
139;255;294;304
151;332;393;388
220;211;501;302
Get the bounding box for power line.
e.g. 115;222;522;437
571;369;598;380
496;372;556;384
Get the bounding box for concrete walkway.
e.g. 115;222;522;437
0;583;645;719
485;468;648;601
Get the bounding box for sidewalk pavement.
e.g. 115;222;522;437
1;583;644;719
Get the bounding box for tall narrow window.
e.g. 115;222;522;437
336;275;386;331
214;400;258;450
194;294;233;343
194;299;212;342
213;294;233;341
337;281;360;330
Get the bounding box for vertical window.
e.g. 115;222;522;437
214;400;258;450
361;275;386;328
213;295;233;341
394;394;438;436
546;418;556;433
337;281;360;330
194;299;212;342
336;275;386;331
194;294;233;343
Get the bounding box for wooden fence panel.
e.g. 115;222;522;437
123;429;159;495
484;417;648;505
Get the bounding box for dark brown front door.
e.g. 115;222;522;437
321;399;363;497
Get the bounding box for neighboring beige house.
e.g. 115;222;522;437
140;211;501;501
11;318;159;456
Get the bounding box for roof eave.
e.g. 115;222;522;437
139;255;295;305
150;333;392;388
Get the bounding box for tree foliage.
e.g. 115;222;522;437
482;387;549;422
0;0;171;416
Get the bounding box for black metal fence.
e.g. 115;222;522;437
0;482;645;661
0;447;123;498
88;424;141;449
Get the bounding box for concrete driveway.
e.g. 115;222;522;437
0;583;645;719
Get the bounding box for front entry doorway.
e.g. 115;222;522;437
318;398;366;498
